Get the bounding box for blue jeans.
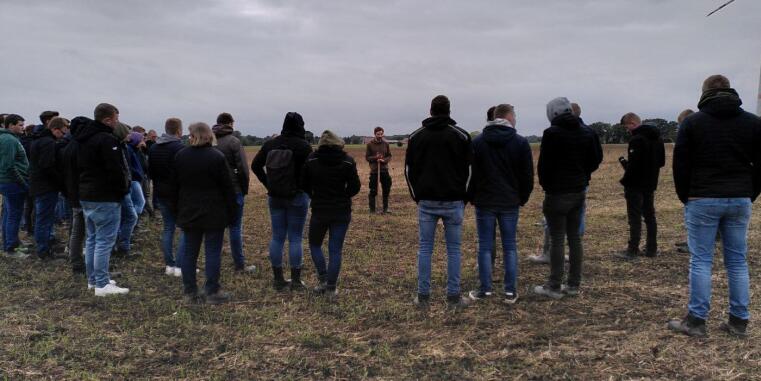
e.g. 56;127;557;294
81;201;121;287
0;183;28;252
308;216;350;287
417;200;465;296
182;229;224;295
267;192;309;269
33;191;58;255
116;192;138;252
156;198;185;267
129;181;146;215
228;193;245;268
685;198;752;320
55;193;72;223
476;207;519;294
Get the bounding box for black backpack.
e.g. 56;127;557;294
265;146;297;197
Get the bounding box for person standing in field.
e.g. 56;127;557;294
0;114;31;259
365;126;392;214
212;112;255;274
534;97;602;299
251;112;313;291
405;95;473;310
77;103;131;296
29;116;66;260
302;130;361;299
59;116;92;273
614;112;666;260
468;103;533;304
668;74;761;338
173;122;238;305
673;108;695;254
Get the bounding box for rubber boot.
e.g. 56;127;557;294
272;266;290;291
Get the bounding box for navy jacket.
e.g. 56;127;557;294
148;134;185;201
469;121;534;208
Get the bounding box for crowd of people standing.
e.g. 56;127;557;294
1;74;759;338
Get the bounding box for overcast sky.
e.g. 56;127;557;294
1;0;760;137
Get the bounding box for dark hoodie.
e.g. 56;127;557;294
301;145;361;220
59;116;91;207
538;113;603;194
213;124;250;195
251;112;313;195
28;128;61;197
673;88;761;203
619;124;665;192
470;121;534;209
77;120;131;202
148;133;185;201
404;116;473;202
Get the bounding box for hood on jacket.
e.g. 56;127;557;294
482;123;517;147
113;122;131;141
76;120;113;143
281;112;306;138
127;131;143;147
69;116;92;138
156;133;182;145
551;113;580;129
632;124;661;140
422;115;457;131
546;97;574;122
698;88;743;119
212;124;234;137
318;130;344;148
315;145;346;166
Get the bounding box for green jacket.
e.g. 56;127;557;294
0;128;30;186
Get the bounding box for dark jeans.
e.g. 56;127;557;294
624;188;657;253
156;198;185;267
308;215;350;287
33;191;58;256
228;193;245;269
182;229;224;295
543;192;585;289
0;182;27;252
368;171;392;198
68;207;85;271
22;193;34;233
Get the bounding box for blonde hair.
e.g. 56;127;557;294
188;122;216;147
48;117;70;130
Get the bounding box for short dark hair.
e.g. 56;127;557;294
93;103;119;122
3;114;24;128
702;74;731;92
39;111;59;125
216;112;234;125
165;118;182;135
132;125;146;134
48;117;69;130
620;112;641;126
0;114;6;126
493;104;514;119
374;126;384;134
486;106;496;122
430;95;450;116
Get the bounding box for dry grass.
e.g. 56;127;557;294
1;145;760;380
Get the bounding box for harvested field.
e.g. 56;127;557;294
1;144;760;380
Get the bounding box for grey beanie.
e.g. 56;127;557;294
318;130;344;148
546;97;573;122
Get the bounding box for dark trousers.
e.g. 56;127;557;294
308;214;351;287
624;188;657;253
68;207;85;271
22;194;34;234
543;192;585;289
368;171;392;210
181;229;224;296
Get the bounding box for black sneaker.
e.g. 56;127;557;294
206;291;231;305
643;250;659;258
614;248;639;260
468;290;493;301
446;294;472;310
503;292;519;304
667;314;707;337
413;293;430;309
561;284;580;296
273;278;291;292
719;314;748;338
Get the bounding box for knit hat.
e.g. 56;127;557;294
127;131;144;146
318;130;344;148
546;97;573;122
113;122;131;141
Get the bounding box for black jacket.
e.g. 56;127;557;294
673;88;761;203
59;117;92;207
172;144;237;230
470;121;534;208
301;145;361;220
148;134;185;201
251;112;313;194
77;120;131;202
404;116;473;202
213;124;250;195
538;114;603;194
29;129;61;197
619;124;666;192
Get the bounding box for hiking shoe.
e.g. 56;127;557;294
533;284;564;300
561;284;580;296
614;249;639;260
313;282;328;295
667;314;707;337
468;290;493;301
94;283;130;296
643;250;659;258
413;293;430;309
446;295;472;310
719;315;749;338
528;253;550;264
88;280;116;289
503;292;519;304
235;265;257;274
205;291;231;305
273;278;291;291
184;292;205;304
6;248;30;259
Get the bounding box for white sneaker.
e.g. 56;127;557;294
88;280;116;289
165;266;175;276
173;267;182;277
94;283;130;296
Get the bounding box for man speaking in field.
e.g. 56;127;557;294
365;126;392;214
